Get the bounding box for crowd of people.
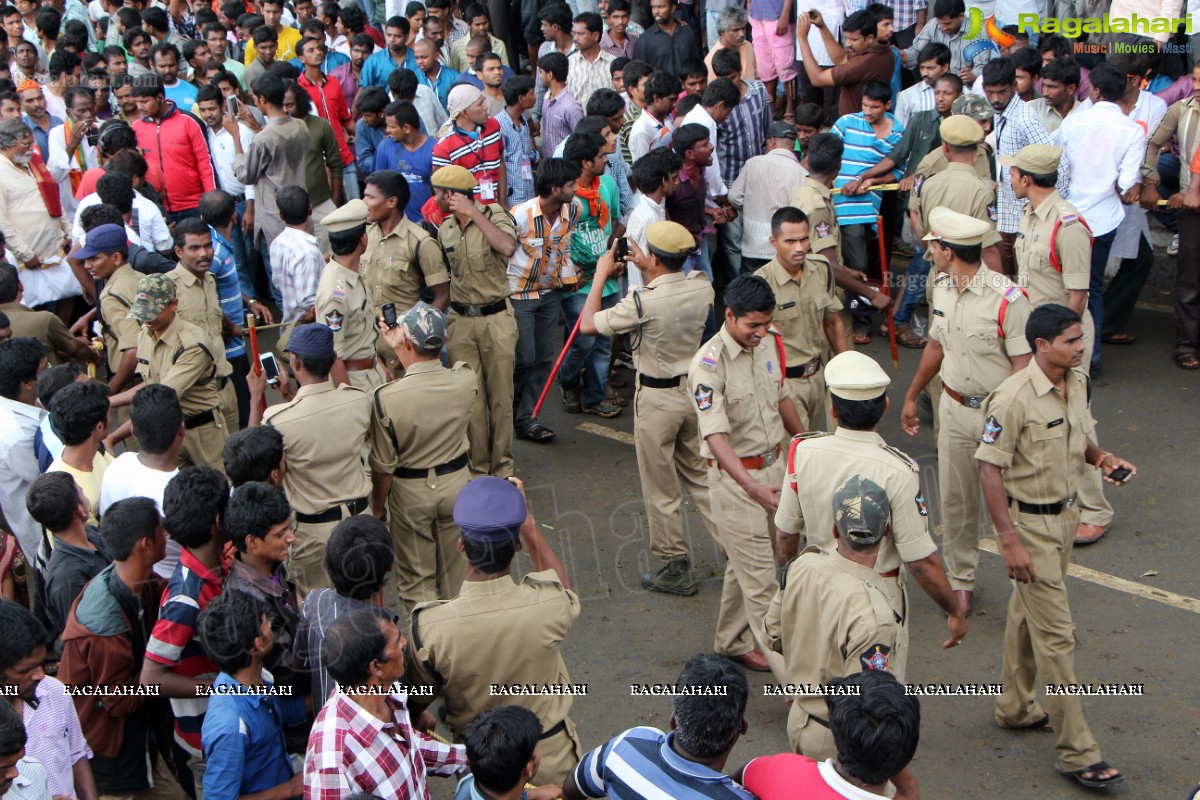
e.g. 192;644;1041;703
0;0;1190;795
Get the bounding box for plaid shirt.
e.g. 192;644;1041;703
994;95;1069;234
269;226;325;323
601;30;638;59
508;196;581;299
717;80;772;187
496;110;538;206
890;0;928;32
303;690;468;800
541;88;584;160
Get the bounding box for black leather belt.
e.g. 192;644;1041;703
184;409;215;430
539;720;566;740
638;374;683;388
784;357;821;379
1009;496;1074;515
229;194;246;203
810;714;829;728
295;496;369;525
450;298;506;317
218;377;229;390
394;452;469;479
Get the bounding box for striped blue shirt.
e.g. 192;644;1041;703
831;112;905;227
209;226;245;359
573;727;756;800
496;110;538;207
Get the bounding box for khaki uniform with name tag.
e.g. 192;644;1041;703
315;257;387;392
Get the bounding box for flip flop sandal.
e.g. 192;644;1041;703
1174;353;1200;370
519;423;556;443
853;332;871;345
896;326;927;349
1101;332;1136;345
608;370;627;389
1056;761;1123;788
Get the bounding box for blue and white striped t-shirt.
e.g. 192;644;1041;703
831;112;905;228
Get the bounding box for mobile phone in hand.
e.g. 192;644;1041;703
615;237;629;261
382;302;399;329
1107;466;1132;483
226;95;240;117
258;352;281;386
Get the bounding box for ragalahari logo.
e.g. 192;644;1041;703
962;6;1015;60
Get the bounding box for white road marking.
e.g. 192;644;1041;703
578;422;1200;615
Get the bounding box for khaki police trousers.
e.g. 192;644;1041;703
178;417;228;476
448;307;518;479
782;367;827;431
1075;313;1113;529
388;465;470;610
220;378;239;435
634;383;715;564
347;361;387;393
994;502;1103;772
789;701;837;761
289;505;369;596
937;394;990;591
708;461;788;683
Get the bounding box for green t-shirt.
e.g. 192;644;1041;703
571;174;621;296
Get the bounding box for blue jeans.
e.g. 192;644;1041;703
1087;229;1117;370
167;208;200;225
231;201;257;298
560;288;616;407
705;7;721;49
342;165;360;201
894;242;931;326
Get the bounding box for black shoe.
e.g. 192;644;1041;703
641;559;698;596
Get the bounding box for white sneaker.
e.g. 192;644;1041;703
1168;233;1179;256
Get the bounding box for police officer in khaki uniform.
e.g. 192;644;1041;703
316;200;389;392
754;207;845;430
976;304;1133;789
579;221;716;596
262;323;372;595
687;273;805;679
909;94;994;182
369;301;477;609
1006;143;1113;546
71;225;141;394
776;350;966;680
433;165;520;479
0;266;98;367
361;169;450;316
168;218;240;435
109;274;228;472
766;475;906;761
407;476;582;788
900;208;1033;617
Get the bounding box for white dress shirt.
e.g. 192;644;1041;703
894;80;934;129
623;193;667;288
1057;100;1147;237
46;123;100;219
0;396;46;561
72;191;173;253
206;121;257;201
728;147;808;259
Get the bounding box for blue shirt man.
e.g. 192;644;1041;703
417;62;460;108
163;79;199;108
373;135;435;222
360;46;419;87
24;113;64;156
209;225;246;360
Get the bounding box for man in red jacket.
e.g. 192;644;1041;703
130;75;216;224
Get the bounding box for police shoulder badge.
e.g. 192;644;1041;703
694;384;714;411
915;494;929;517
860;643;892;671
324;311;344;332
981;415;1002;444
815;221;831;239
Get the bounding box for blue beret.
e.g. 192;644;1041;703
286;323;335;358
454;477;526;544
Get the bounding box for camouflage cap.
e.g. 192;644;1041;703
952;94;994;121
940;114;984;146
398;301;446;350
127;273;177;323
833;475;890;545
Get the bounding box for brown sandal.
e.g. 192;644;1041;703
896;325;927;349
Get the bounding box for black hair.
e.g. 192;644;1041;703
276;185;311;226
296;34;324;59
534;157;581;197
222;425;284;487
574;10;602;33
463;706;542;793
129;383;182;454
101;497;161;561
1025;303;1081;349
0;698;25;758
807;131;844;176
575;116;610;138
49;380;110;447
115;7;141;30
0;337;42;400
355;85;389;115
1014;167;1057;188
770;206;809;238
337;4;365;30
0;311;8;329
931;0;965;17
673;654;749;759
283;78;311;112
793;102;824;128
199;189;237;230
672;122;710;158
474;50;502;73
140;5;169;32
937;239;981;264
35;363;82;408
917;42;951;67
934;72;964;94
711;47;742;79
981;57;1016;88
724;273;775;317
503;75;535;107
0;600;45;672
537;2;572;32
586;87;625;118
97;171;134;215
1107;51;1148;79
80;204;126;232
350;32;375;51
831;393;888;430
252;23;278;46
538;51;568;83
1089;63;1127;103
674;93;700;118
631;149;678;194
48;49;81;81
132;72;165;99
321;606;393;687
862;80;892;104
293;349;335;380
365;169;411;208
622;60;653;93
384;99;420;130
462;534;519;573
35;7;61;40
172;217;211;250
198;589;267;673
163;466;229;549
608;0;631;12
225;481;291;553
324;516;395;600
25;471;80;533
123;26;151;53
150;41;180;65
842;9;876;38
564;131;605;165
1038;34;1071;59
384;14;410;34
610;56;629;75
827;671;920;785
405;1;425;15
195;83;224;108
387;68;419;101
1041;57;1081;89
701;77;739;110
645;70;682;103
461;2;488;21
1010;46;1041;78
329;223;368;255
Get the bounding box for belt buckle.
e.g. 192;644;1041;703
965;395;983;409
763;447;778;468
464;304;482;317
803;360;820;379
1064;496;1076;508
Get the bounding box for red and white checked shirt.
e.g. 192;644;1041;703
303;690;468;800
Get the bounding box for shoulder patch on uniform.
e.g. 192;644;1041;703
981;415;1002;444
815;221;831;239
860;643;892;671
881;444;920;473
1003;285;1025;303
700;341;720;369
987;204;998;222
1060;211;1077;223
324;311;344;331
694;384;714;410
915;494;929;517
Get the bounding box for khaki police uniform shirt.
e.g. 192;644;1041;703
0;301;77;366
765;546;905;720
755;256;842;367
928;264;1033;396
262;380;372;515
407;570;581;734
134;316;220;417
316;259;377;362
368;360;477;473
975;360;1094;505
688;325;786;460
439;202;518;305
910;163;1001;246
169;266;232;378
789;178;841;262
98;265;142;374
914;143;993;182
592;271;714;379
361;218;450;314
776;428;937;575
1015;191;1091;307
